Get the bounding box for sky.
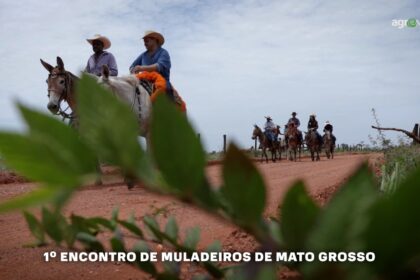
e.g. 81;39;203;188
0;0;419;151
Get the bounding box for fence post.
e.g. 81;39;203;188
413;124;419;145
223;134;227;154
197;133;200;141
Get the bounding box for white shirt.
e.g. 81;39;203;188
264;120;276;130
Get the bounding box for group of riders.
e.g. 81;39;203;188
263;112;336;147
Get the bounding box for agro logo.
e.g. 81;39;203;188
391;18;419;29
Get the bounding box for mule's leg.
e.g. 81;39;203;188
298;145;302;161
263;148;268;163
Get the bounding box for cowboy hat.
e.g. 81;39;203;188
142;30;165;46
87;34;111;49
264;116;272;120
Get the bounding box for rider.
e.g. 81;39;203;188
307;114;323;144
130;31;172;93
264;116;278;144
287;112;303;143
323;121;336;145
130;30;187;109
85;34;118;76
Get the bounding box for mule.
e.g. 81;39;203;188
305;128;321;161
97;65;152;142
40;57;152;188
286;125;300;161
252;125;278;163
323;130;335;159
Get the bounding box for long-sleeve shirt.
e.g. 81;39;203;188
288;117;300;128
264;121;276;130
85;51;118;76
308;119;319;130
129;47;171;91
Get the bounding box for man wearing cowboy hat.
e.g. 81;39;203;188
307;114;323;144
129;31;172;92
287;112;300;128
323;121;336;145
287;112;303;143
264;116;278;143
85;34;118;76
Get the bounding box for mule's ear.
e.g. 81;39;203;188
57;56;65;71
102;65;109;79
40;59;53;72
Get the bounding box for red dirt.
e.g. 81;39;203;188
0;153;382;280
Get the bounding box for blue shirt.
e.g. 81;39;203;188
129;47;172;90
85;51;118;76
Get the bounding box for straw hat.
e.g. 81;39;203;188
87;34;111;49
142;30;165;46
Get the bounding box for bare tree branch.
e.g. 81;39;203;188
371;126;420;144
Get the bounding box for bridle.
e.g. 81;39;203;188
47;72;74;121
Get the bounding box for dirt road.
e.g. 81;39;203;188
0;153;381;279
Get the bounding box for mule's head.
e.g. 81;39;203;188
252;125;260;140
40;56;67;114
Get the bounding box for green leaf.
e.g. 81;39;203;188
41;207;63;244
143;215;162;242
363;166;420;276
206;240;222;253
164;216;178;242
302;164;378;278
76;232;104;251
18;104;97;180
150;95;215;207
110;229;125;252
88;217;115;231
220;144;266;228
306;164;378;251
132;241;157;275
70;215;100;235
0;133;80;187
281;181;320;251
184;227;200;250
118;219;143;238
0;188;55;213
23;211;45;245
77;75;154;183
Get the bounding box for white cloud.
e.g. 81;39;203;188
0;0;419;150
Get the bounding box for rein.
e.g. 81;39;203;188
48;72;76;121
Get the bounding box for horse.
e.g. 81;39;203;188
323;130;335;159
285;124;300;161
252;125;278;163
305;128;322;161
40;57;152;188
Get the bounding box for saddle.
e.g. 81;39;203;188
136;71;187;112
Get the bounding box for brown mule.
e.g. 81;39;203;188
252;125;278;163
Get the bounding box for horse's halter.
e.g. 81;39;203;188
46;71;72;119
